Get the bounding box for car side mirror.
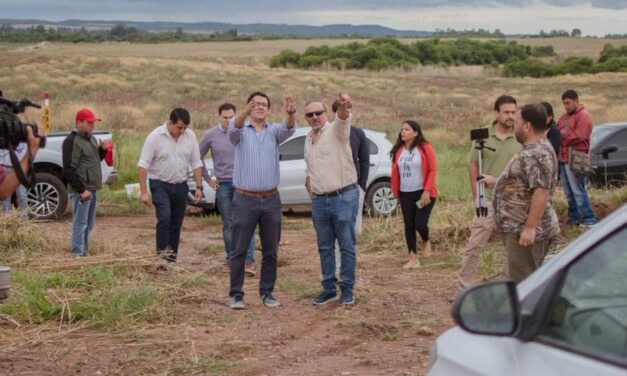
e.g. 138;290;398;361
452;281;520;336
601;145;618;160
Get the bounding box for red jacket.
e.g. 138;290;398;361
557;105;593;163
391;143;438;199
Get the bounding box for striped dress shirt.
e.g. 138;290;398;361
228;118;295;191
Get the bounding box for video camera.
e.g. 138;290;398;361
0;94;47;188
0;97;46;149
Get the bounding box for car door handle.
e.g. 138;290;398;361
369;163;375;167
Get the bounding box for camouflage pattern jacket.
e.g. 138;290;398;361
493;138;560;240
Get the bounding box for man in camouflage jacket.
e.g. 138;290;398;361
484;103;560;283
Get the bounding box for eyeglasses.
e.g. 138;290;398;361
305;110;325;118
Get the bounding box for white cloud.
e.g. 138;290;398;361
1;1;626;36
279;3;627;35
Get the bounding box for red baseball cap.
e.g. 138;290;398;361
75;108;101;123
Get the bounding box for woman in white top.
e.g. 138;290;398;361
390;120;439;269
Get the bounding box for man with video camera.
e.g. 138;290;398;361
0;89;46;201
451;95;520;301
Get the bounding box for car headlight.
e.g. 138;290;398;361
426;341;437;374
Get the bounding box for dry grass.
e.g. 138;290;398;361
1;37;625;375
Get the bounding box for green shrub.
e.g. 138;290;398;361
593;57;627;73
502;59;556;77
555;56;594;75
599;43;627;62
269;49;300;68
365;58;391;71
531;45;556;57
297;54;327;69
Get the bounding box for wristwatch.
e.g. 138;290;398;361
286;109;296;115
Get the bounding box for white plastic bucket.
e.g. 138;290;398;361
0;266;10;300
124;183;141;199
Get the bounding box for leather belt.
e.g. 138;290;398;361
314;183;357;197
234;187;278;198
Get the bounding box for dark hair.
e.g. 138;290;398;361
218;102;236;115
539;101;553;118
561;89;578;101
493;95;517;112
246;91;271;109
170;107;190;125
519;104;547;132
539;101;555;126
390;120;428;161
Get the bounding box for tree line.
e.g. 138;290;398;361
269;37;551;70
269;37;627;77
503;44;627;77
0;23;256;43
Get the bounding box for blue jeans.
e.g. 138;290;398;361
215;181;255;263
1;184;28;220
560;164;596;225
70;190;97;256
149;179;188;261
229;191;281;298
312;186;359;293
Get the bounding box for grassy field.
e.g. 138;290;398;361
2;38;627;189
0;38;626;375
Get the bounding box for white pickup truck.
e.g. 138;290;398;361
27;131;118;219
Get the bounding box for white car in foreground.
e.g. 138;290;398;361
428;204;627;376
188;127;397;216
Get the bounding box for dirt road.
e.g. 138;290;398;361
1;211;456;375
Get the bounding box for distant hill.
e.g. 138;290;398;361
0;18;431;37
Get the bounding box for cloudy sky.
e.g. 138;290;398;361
2;0;627;36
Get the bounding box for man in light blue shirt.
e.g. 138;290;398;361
227;91;296;309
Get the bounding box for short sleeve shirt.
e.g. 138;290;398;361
469;128;520;198
398;147;424;192
493;138;560;240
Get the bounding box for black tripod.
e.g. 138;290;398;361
475;139;495;217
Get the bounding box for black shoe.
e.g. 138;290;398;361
313;291;339;306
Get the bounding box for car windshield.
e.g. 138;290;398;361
591;127;616;147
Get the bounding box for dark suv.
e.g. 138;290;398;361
590;122;627;186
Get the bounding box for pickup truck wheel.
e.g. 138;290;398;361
27;173;68;219
365;181;398;217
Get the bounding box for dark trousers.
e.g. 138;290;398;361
229;191;281;298
399;190;436;253
149;179;188;261
502;232;552;283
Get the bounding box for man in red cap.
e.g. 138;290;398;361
62;108;108;257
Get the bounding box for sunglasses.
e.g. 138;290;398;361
305;110;325;118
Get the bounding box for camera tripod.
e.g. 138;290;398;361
475;139;495;217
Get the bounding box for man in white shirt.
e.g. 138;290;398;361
137;108;203;263
304;93;360;306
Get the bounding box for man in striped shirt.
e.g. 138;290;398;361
228;91;296;309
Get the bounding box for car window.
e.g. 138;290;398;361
605;129;627;150
279;136;306;161
367;138;378;155
537;226;627;365
591;127;615;147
